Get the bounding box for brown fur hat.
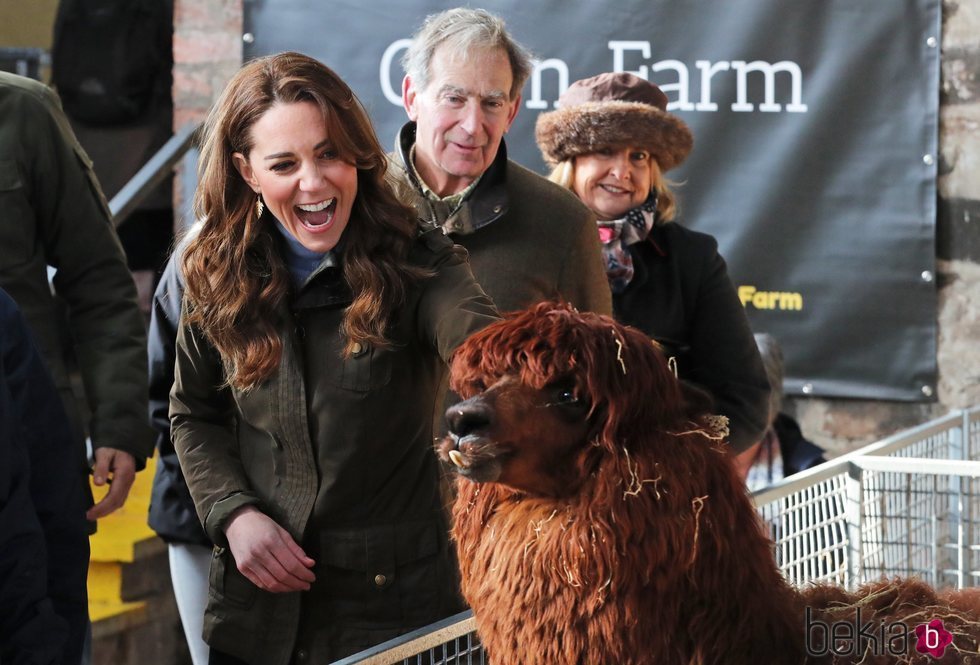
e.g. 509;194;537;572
535;72;693;171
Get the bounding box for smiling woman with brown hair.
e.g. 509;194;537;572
183;51;432;389
170;51;498;665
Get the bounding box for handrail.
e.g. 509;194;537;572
329;611;477;665
849;455;980;476
109;121;202;228
0;47;49;79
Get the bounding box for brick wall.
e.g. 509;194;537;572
172;0;243;222
173;0;243;127
172;0;980;455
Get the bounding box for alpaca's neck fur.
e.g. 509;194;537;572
452;431;806;665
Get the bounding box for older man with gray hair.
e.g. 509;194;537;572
389;7;611;315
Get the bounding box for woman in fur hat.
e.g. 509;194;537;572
535;72;771;454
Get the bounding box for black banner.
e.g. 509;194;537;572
244;0;940;400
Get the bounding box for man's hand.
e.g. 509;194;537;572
224;506;316;593
86;447;137;520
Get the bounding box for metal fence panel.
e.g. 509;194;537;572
328;612;482;665
755;473;850;587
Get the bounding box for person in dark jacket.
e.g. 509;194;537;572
147;226;211;665
535;72;771;453
0;71;154;521
170;52;498;665
0;287;89;665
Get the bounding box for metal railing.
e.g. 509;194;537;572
0;49;200;231
753;408;980;589
0;47;48;80
329;613;482;665
109;122;202;228
327;406;980;665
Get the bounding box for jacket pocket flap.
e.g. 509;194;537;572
317;520;440;572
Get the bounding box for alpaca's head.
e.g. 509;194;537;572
437;301;714;497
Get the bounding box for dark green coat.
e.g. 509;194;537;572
171;228;498;665
388;123;612;316
0;73;153;479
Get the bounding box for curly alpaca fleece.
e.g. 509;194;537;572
442;302;980;665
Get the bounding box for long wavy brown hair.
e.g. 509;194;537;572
183;52;427;390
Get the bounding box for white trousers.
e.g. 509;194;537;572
169;542;212;665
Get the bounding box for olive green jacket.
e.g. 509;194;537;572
388;123;612;316
0;72;152;474
171;228;498;665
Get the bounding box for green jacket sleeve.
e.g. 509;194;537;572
26;84;153;465
170;317;260;547
415;231;500;362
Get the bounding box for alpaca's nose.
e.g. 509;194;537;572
445;398;492;439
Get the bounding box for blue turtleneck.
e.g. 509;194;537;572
272;221;336;288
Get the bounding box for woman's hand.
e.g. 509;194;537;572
224;506;316;593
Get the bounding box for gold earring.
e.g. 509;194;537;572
256;195;264;218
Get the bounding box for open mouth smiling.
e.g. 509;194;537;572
295;198;336;230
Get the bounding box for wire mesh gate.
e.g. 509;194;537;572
753;408;980;590
331;407;980;665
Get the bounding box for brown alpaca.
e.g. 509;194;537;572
437;302;980;665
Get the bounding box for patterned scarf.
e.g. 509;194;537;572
597;192;659;293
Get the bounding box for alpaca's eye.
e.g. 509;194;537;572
557;389;577;404
541;380;588;414
550;385;583;408
544;381;589;422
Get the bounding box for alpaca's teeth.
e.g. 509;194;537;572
448;450;466;468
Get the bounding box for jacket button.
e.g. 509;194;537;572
351;342;362;354
492;205;502;214
295;649;308;661
374;574;387;586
